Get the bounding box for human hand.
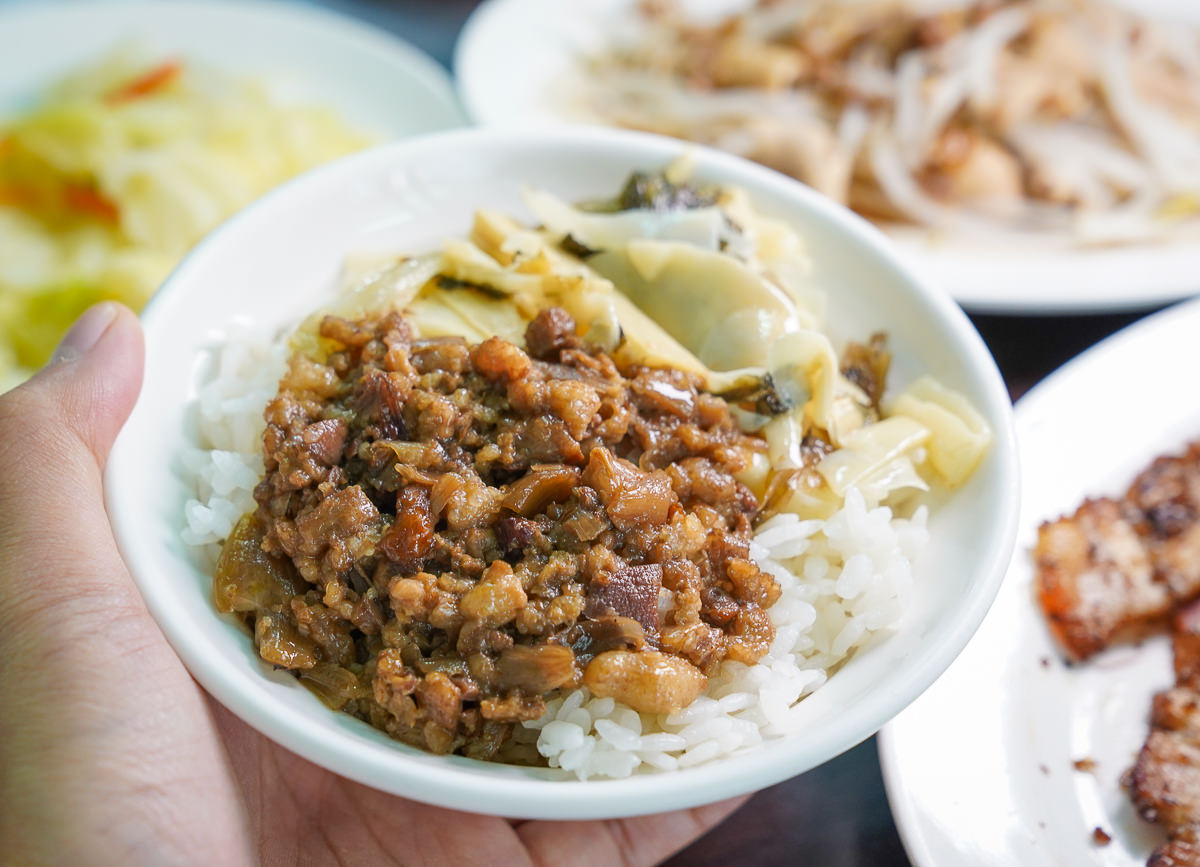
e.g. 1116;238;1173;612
0;303;748;866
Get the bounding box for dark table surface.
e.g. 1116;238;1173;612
304;2;1168;863
20;0;1158;860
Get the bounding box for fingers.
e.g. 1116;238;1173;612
0;302;146;630
23;301;144;468
517;794;751;867
0;306;254;864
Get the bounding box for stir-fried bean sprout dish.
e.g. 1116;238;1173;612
571;0;1200;248
182;167;990;779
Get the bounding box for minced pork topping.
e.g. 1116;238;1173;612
214;306;778;759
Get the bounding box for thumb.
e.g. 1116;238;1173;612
17;301;145;470
0;301;144;628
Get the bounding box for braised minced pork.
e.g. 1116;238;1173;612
214;307;777;760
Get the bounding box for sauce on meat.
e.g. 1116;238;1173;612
215;307;778;760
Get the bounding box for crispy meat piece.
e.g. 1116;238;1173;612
1126;602;1200;864
1034;497;1164;661
1034;443;1200;862
584;563;663;636
1149;826;1200;867
1177;601;1200;691
1153;689;1200;737
1127;446;1200;600
1128;730;1200;830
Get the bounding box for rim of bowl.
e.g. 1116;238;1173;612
105;125;1019;819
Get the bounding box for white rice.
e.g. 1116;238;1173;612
182;333;929;780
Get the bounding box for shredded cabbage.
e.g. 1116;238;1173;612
0;48;373;388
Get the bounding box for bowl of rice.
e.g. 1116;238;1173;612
104;126;1018;819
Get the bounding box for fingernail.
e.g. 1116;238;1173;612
52;302;119;364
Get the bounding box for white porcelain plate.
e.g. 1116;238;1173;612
455;0;1200;314
878;296;1200;865
0;0;465;138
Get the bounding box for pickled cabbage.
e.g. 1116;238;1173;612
0;48;373;389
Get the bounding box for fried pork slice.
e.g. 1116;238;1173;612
1150;827;1200;867
1154;688;1200;736
1177;602;1200;691
1035;497;1165;661
1127;446;1200;600
1129;729;1200;831
1129;604;1200;863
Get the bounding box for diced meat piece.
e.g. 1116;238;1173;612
410;337;469;375
585;563;663;635
284;353;342;399
353;368;409;440
1149;835;1200;867
524;307;577;360
660;621;726;671
373;648;419;724
459;561;527;627
1034;497;1165;661
1129;730;1200;831
291;599;355;666
380;485;435;570
301;418;348;465
495;514;543;553
726;557;781;608
414;671;462;734
388;573;436;621
430;471;502;530
631;370;697;419
1177;601;1200;690
292;486;381;557
1128;446;1200;599
455;620;514;656
480;692;546;723
470;336;531;383
726;605;775;664
1149;825;1200;867
545;379;601;440
1154;689;1200;737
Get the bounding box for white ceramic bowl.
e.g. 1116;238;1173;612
0;0;465;138
104;127;1019;820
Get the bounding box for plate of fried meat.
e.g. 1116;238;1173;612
879;295;1200;866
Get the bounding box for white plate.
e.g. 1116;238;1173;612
455;0;1200;315
0;0;465;138
878;296;1200;865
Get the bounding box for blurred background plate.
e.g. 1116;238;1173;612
0;0;465;135
455;0;1200;315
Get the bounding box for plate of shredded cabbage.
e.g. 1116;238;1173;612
456;0;1200;314
0;0;465;389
